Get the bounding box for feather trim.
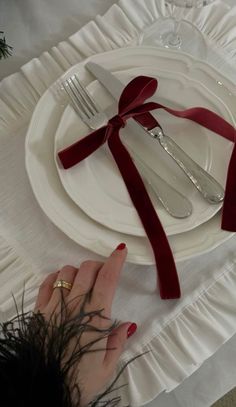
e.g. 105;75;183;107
0;291;142;406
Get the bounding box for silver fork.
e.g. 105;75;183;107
60;74;193;219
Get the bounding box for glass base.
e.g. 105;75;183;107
162;31;182;49
139;18;208;60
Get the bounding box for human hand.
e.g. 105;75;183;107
34;243;137;406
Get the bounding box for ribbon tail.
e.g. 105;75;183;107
108;131;181;299
58;125;107;169
222;143;236;231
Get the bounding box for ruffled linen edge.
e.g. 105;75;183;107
0;0;236;404
0;0;236;136
0;234;42;321
0;229;236;406
117;262;236;405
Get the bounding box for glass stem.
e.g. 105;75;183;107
173;18;181;38
167;16;182;47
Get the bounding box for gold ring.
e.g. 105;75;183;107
53;280;73;291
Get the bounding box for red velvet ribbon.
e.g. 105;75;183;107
58;76;236;300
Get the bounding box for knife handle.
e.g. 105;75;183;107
150;127;225;204
127;145;192;218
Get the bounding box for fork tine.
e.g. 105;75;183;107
67;76;96;118
65;79;92;119
73;74;100;114
61;74;107;129
61;81;88;120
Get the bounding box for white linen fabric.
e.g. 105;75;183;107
0;0;118;79
0;1;236;405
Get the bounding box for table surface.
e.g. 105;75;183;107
1;1;236;406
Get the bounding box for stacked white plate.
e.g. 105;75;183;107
25;46;235;264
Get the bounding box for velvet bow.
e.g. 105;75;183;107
59;76;180;299
58;75;236;300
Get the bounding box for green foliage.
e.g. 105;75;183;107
0;31;13;59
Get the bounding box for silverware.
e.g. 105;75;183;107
86;62;225;205
61;74;193;218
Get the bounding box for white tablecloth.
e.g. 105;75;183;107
1;1;236;406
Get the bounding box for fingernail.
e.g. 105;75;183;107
116;243;126;251
127;323;137;338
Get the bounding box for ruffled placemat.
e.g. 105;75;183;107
1;0;236;135
0;0;236;404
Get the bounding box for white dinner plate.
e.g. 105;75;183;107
25;47;235;264
55;65;233;236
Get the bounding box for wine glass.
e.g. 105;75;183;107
139;0;216;60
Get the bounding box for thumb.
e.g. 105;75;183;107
103;322;137;368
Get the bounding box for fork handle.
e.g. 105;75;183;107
127;146;192;218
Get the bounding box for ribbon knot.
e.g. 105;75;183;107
108;114;126;129
58;74;236;300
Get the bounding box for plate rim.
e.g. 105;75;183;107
25;46;235;263
54;65;232;236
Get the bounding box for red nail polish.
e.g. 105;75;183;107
116;243;126;251
127;323;137;338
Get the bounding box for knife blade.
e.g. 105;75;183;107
86;62;225;204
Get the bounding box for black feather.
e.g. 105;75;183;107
0;289;145;407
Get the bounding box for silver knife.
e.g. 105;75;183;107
86;62;225;204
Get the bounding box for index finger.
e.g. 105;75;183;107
92;243;127;316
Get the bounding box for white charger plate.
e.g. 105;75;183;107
55;66;233;236
25;47;235;263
